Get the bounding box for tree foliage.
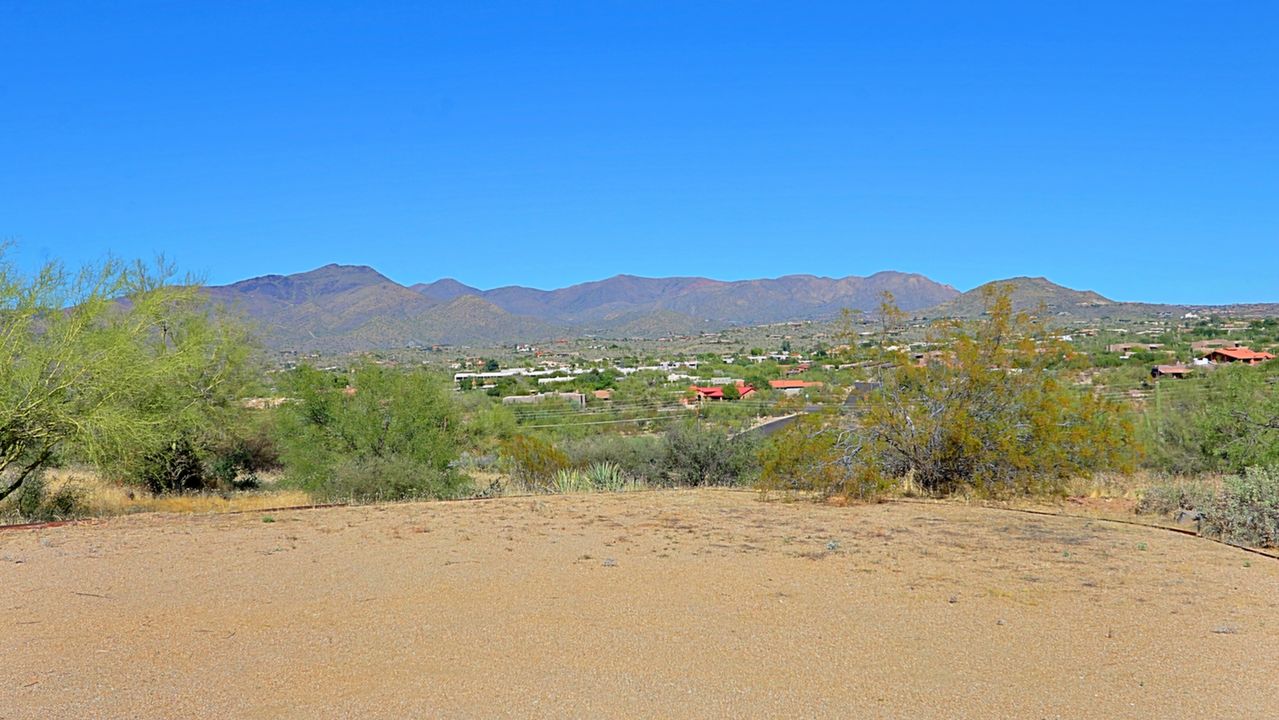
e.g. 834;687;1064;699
276;363;468;500
845;285;1135;496
757;412;881;498
0;251;254;502
1141;361;1279;473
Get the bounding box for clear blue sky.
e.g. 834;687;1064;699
3;1;1276;303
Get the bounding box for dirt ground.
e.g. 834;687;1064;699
3;489;1277;719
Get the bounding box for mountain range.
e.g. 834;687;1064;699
202;265;1274;352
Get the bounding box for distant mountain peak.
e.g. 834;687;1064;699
412;278;482;302
925;276;1113;317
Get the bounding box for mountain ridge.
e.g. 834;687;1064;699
202;265;1276;351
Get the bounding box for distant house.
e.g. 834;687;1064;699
689;383;756;401
1108;343;1164;354
592;389;613;401
1151;364;1192;379
769;379;823;396
784;363;813;376
1204;347;1275;365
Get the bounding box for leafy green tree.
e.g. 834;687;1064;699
1143;361;1279;473
0;252;254;503
276;363;469;500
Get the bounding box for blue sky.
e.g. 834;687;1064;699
2;1;1276;303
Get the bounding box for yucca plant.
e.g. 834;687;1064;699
585;461;627;492
552;468;591;494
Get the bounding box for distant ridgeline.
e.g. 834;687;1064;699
202;264;1279;352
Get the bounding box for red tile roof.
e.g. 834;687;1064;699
1207;347;1275;362
769;380;823;389
689;383;756;399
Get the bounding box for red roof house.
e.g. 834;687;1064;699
1151;364;1192;379
768;379;824;395
1205;347;1275;365
689;383;756;400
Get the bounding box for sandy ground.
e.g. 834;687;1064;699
3;489;1277;719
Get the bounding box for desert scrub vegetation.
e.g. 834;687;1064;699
1137;466;1279;547
274;363;472;502
0;249;266;520
498;423;760;494
1137;361;1279;474
1199;466;1279;547
853;287;1135;497
1135;476;1219;516
0;468;314;524
757;286;1136;502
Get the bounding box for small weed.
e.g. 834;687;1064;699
262;515;275;523
1136;542;1148;552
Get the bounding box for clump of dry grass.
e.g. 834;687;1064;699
2;468;315;523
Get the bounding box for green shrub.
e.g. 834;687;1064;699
135;437;209;494
319;456;472;503
12;474;86;522
276;364;464;501
659;421;760;487
852;286;1135;497
756;413;890;500
1201;466;1279;547
560;435;665;483
207;425;281;490
1140;363;1279;474
1136;477;1216;516
501;435;569;490
551;468;592;494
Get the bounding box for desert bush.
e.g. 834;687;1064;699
0;251;256;504
559;435;665;483
551;468;592;494
1200;466;1279;547
659;421;759;487
277;364;466;501
207;421;281;490
317;456;470;503
1136;477;1217;516
847;286;1135;498
501;434;570;490
756;413;890;500
10;473;87;522
135;436;209;494
1140;363;1279;474
584;461;630;492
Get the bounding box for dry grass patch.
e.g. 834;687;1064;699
2;469;315;523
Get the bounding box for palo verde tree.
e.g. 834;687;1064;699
833;285;1134;497
0;251;255;502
